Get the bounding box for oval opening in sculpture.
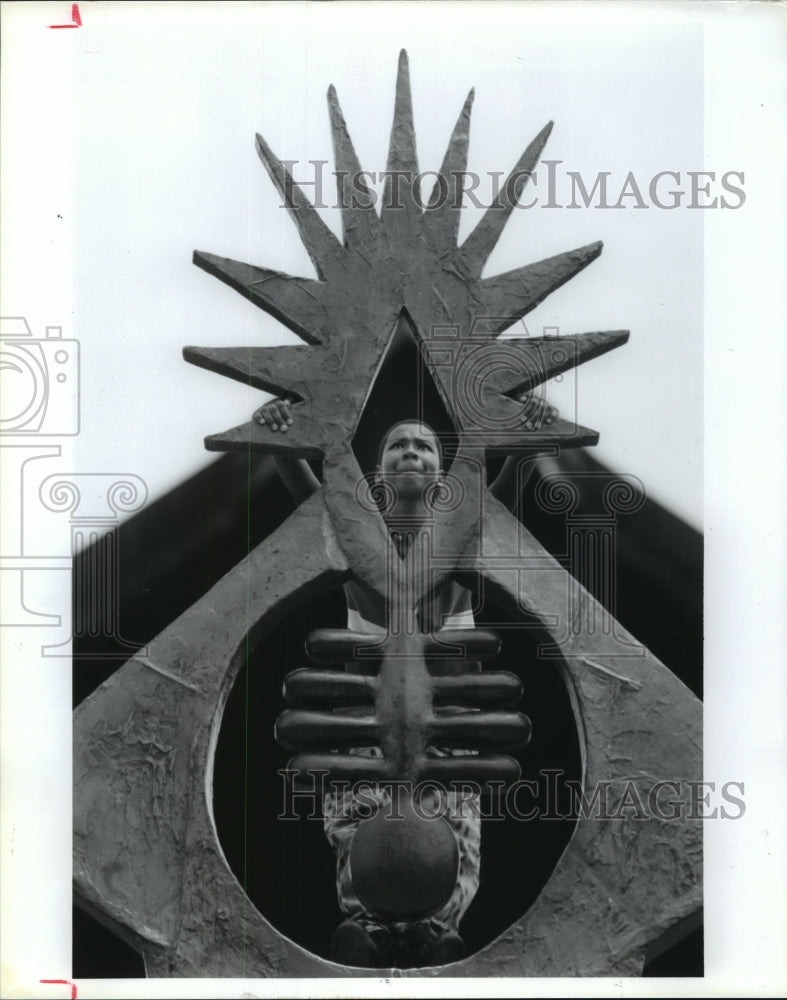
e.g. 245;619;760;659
212;587;581;965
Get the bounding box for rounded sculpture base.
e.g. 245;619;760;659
350;795;459;921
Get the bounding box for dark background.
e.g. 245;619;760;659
73;338;703;976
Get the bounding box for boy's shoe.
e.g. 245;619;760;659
397;922;466;968
424;928;466;966
329;919;380;967
329;918;465;969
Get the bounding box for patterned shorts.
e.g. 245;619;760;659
323;755;481;935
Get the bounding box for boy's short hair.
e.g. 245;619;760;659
377;419;444;469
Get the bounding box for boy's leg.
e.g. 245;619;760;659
384;785;480;967
323;783;481;967
323;784;397;963
415;787;482;932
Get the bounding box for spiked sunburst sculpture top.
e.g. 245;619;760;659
184;50;628;467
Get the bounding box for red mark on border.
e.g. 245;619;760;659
40;980;78;999
49;4;81;28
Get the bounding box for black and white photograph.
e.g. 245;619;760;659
0;2;785;996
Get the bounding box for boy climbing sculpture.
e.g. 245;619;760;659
72;50;702;979
255;393;554;966
179;48;634;967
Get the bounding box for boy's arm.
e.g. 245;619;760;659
253;398;321;504
487;395;558;510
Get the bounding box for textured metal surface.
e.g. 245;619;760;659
74;492;356;975
74;490;701;977
183;51;618;461
74;49;702;978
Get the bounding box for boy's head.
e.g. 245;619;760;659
374;419;444;500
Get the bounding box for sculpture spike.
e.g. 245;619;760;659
182;344;316;398
458;121;553;275
327;85;379;247
491;331;631;396
482;414;600;453
192;251;328;345
382;50;420;231
421;331;628;422
423;88;475;250
255;133;343;279
477;242;603;335
204;416;322;458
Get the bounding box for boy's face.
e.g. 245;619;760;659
375;421;443;499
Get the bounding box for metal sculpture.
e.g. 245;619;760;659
278;623;528;944
73;51;702;977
